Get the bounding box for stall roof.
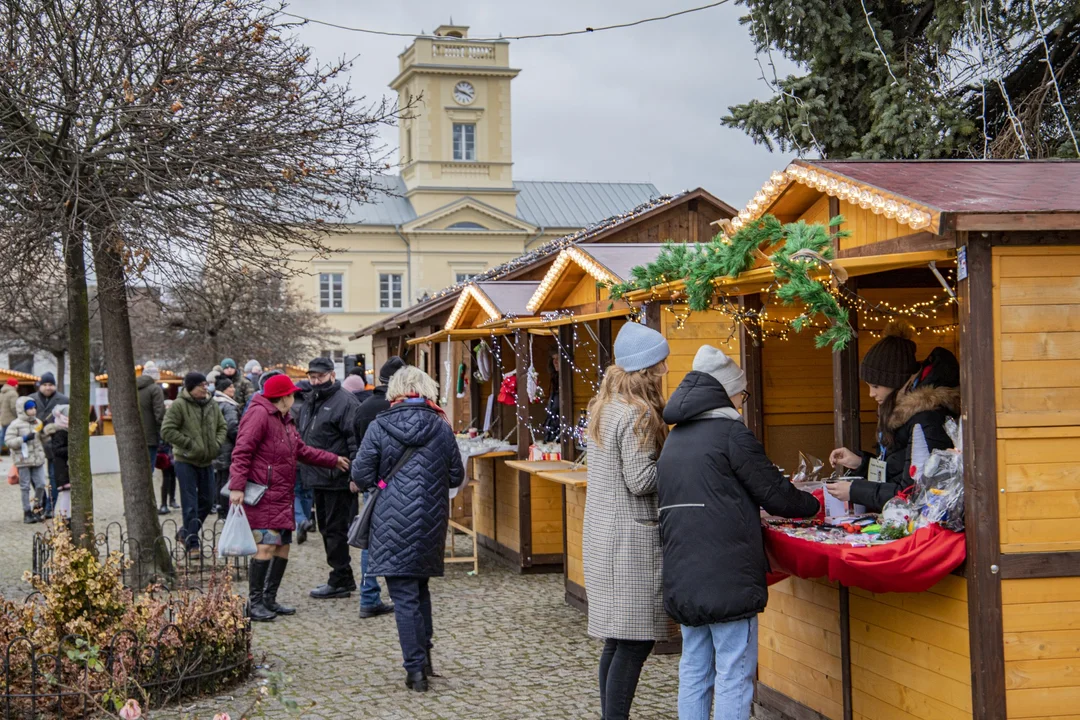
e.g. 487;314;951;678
0;368;40;384
353;188;733;339
731;159;1080;237
444;281;540;331
526;244;666;313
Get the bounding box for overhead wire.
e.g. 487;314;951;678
279;1;731;41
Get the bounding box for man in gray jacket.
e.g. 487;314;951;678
138;362;167;513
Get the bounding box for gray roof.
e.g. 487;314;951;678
336;176;660;229
579;244;667;282
513;181;660;228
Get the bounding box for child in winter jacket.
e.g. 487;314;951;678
43;404;71;519
5;396;47;523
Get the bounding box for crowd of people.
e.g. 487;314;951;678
581;321;959;720
3;372;72;524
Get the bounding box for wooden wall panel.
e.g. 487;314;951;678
472;458;496;541
660;307;740;399
529;476;565;555
494;460;520;552
565;485;586;587
1003;577;1080;718
835;200;910;252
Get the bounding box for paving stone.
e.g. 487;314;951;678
0;459;682;718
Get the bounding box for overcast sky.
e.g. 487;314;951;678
286;0;799;209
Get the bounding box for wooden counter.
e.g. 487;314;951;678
538;469;588;611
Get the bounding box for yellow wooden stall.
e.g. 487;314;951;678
93;366;183;435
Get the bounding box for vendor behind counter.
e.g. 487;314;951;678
828;324;960;511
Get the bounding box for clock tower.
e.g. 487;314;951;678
390;24;521;217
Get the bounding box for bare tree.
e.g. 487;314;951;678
0;264;70;390
141;263;335;372
0;0;410;566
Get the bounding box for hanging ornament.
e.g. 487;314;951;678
456;362;467;398
526;334;541;403
440;338;452;405
474;340;492;382
497;373;517;406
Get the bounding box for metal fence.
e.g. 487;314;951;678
2;622;251;719
32;519;249;591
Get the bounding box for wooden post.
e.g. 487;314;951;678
958;232;1006;719
740;294;766;442
558;324;576;462
598;318;613;370
514;330;534;567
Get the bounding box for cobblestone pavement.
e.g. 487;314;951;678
1;458;682;719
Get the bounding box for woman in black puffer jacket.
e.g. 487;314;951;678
351;366;464;693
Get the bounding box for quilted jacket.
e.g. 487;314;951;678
351;400;464;577
229;394;339;531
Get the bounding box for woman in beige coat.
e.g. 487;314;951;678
583;322;677;720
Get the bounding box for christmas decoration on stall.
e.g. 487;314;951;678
605;214;855;350
456;362;467;398
473;340;492;382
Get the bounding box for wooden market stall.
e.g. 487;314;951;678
620;159;1080;720
0;368;40;391
94;366;184;435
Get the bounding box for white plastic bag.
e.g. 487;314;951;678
218;504;258;558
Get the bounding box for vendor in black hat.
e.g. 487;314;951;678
827;324;961;512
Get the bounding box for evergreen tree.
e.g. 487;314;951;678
723;0;1080;159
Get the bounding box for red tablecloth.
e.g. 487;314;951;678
764;524;966;594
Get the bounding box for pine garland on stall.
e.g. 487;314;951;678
605;214;855;350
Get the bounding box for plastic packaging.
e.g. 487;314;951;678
218;504;258;558
913;448;965;531
791;452;824;484
880;495;916;540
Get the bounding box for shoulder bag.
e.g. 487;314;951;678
348;446;417;550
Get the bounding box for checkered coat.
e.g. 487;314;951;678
583;399;678;642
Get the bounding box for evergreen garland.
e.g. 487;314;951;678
605;214;855;350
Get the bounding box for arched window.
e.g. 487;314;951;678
447;222;487;230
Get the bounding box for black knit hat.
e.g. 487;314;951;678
860;325;918;388
379;356;406;384
215;376;233;392
183;372;207;393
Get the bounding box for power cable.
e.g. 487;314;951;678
279;1;730;41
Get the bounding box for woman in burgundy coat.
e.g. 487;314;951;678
229;374;348;622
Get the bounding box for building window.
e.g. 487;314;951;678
319;273;344;312
379;273;403;310
455;272;477;284
322;349;345;377
8;353;33;375
447;222;486;230
452;123;475;161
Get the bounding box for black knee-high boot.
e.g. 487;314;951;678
247;559;277;622
264;556;296;616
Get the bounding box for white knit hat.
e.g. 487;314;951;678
142;361;161;381
692;345;746;398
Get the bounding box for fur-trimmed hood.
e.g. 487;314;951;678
888;383;960;430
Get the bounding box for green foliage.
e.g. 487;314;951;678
724;0;1080;159
604;214;855;350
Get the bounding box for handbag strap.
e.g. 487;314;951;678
377;446;418;489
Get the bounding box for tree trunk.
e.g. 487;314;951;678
64;230;94;550
53;350;66;396
91;232;174;584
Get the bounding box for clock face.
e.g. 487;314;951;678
453;81;475;105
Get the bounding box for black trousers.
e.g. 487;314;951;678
385;576;433;673
599;638;655;720
314;488;358;588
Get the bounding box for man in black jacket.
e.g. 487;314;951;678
346;356;405;618
657;346;819;720
296;357;368;600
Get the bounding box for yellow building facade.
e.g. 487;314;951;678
295;23;660;366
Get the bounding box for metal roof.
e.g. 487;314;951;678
514;181;660;228
476;281;539;317
579;244;667;282
811;159;1080;214
335;176;660;228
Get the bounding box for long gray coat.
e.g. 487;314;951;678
583;399;677;642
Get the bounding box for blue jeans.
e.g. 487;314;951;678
293;478;313;527
385;576;432;673
358;491;385;609
175;462;215;549
678;617;758;720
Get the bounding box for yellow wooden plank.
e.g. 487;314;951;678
1003;387;1080;413
758;645;843;703
999;276;1080;306
994;246;1080;257
1005;629;1080;661
1007;658;1080;690
1000;304;1080;333
999;440;1010;548
999;426;1080;439
849;588;969;629
1003;601;1080;632
1004;578;1080;605
758;669;844;720
759;608;842;656
1007;490;1080;520
1000;332;1080;361
1006;519;1080;546
1001;360;1080;389
1003;541;1080;554
1007;686;1080;718
766;587;841;630
1004;438;1080;464
852;689;922;720
924;574;968;602
1000;254;1080;277
1006;463;1080;494
994;252;1004;414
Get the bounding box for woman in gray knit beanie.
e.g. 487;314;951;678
582;321;676;720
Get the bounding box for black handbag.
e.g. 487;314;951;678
347;447;417;550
